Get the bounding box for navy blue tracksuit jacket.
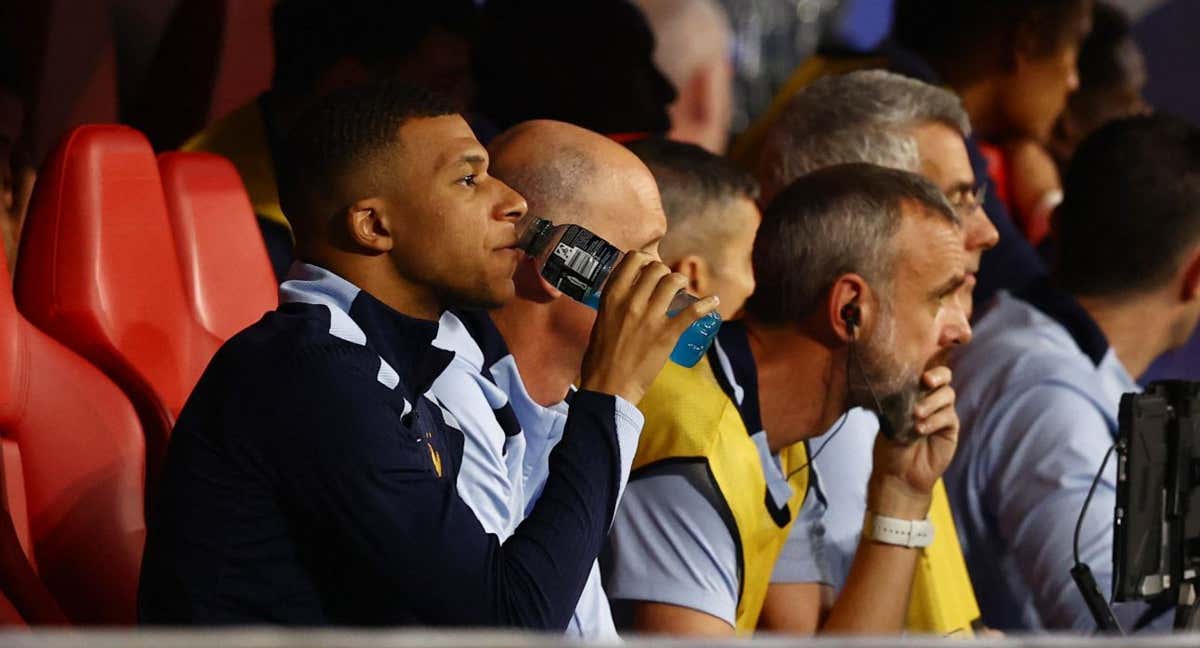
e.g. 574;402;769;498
138;263;624;627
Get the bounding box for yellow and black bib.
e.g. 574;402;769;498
634;324;809;633
636;321;980;636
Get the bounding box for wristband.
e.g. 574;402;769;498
864;512;934;548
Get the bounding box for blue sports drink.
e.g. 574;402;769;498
517;215;722;367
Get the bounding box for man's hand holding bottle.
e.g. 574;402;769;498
579;252;720;405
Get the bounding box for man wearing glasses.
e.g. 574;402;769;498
752;70;997;636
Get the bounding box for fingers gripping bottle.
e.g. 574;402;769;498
516;214;722;367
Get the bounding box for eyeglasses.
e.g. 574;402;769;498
948;181;988;219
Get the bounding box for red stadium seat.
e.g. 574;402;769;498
1;440;34;567
159;152;278;340
0;230;145;624
14;125;221;484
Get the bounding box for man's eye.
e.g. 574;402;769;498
457;174;477;187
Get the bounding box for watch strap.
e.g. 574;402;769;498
864;512;934;548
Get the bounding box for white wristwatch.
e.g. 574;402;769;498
863;512;935;548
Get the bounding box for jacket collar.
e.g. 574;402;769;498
280;262;454;400
1016;277;1110;367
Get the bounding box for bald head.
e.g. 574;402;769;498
485;121;669;395
489;120;667;253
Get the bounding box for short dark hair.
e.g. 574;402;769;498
1055;114;1200;297
628;137;759;264
271;0;479;93
745;163;957;324
892;0;1092;83
277;80;456;233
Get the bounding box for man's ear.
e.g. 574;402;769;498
344;197;393;254
671;254;711;297
512;256;562;303
827;273;869;343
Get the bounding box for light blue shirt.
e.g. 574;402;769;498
946;288;1167;632
804;407;879;592
431;311;643;641
602;323;831;627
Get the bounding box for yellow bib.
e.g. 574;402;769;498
636;358;980;636
907;480;981;636
634;358;809;634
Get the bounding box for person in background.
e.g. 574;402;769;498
892;0;1092;303
473;0;676;140
1008;1;1149;248
430;119;694;640
626;138;757;318
755;69;996;636
735;1;1091;309
891;1;1092;154
632;0;734;154
604;163;971;636
182;0;480;278
138;80;716;626
947;114;1200;632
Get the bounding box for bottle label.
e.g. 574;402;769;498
541;225;621;302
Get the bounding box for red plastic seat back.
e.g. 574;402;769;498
0;440;34;567
0;237;145;624
14;124;221;476
159;152;278;340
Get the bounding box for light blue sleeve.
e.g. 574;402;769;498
611;396;644;509
430;358;524;540
769;481;834;587
603;465;739;627
987;385;1128;631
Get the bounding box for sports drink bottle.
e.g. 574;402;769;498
516;214;722;367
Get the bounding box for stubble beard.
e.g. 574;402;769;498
848;310;924;443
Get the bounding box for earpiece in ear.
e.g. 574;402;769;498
840;302;861;334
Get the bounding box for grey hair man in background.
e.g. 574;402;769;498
754;69;998;635
633;0;734;153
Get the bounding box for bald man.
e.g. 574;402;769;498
634;0;734;153
430;119;679;640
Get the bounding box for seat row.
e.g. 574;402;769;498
0;125;278;624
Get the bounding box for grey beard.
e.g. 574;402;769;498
847;328;924;444
874;381;923;444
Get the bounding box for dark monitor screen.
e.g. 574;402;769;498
1114;381;1200;605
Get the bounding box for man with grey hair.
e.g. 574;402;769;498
605;162;972;636
755;68;996;635
633;0;734;153
759;70;997;292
